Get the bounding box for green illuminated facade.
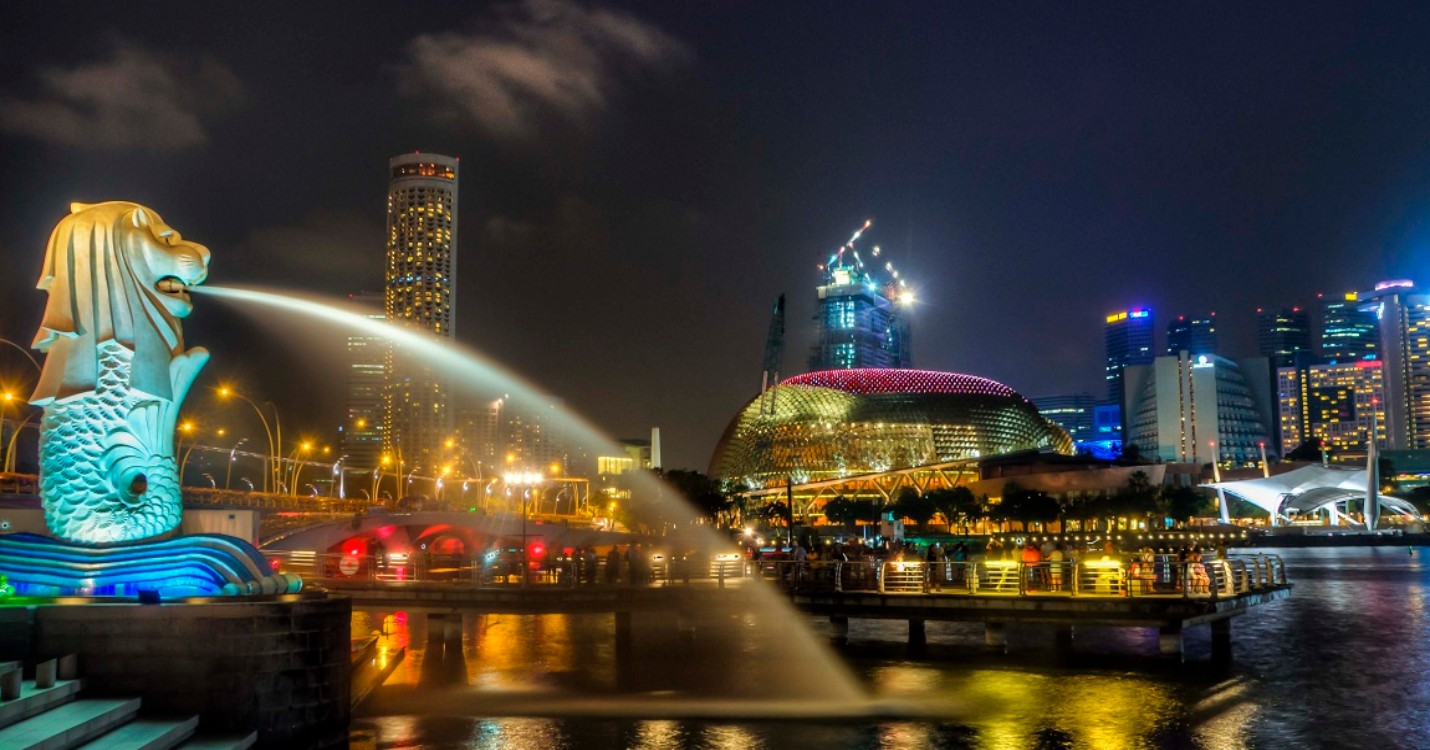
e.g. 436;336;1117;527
711;369;1072;489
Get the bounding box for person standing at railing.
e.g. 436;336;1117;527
1047;543;1066;591
605;546;620;584
1021;543;1042;590
584;547;599;585
926;543;943;591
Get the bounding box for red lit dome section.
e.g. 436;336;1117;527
782;368;1019;399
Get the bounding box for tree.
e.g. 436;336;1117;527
659;469;733;524
1162;485;1208;525
891;488;937;530
822;495;858;532
930;486;981;534
1121;443;1145;463
1286;438;1323;463
1000;482;1060;532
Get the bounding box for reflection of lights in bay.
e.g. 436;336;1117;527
698;725;761;750
906;667;1182;750
466;718;564;750
631;720;684;749
1191;677;1257;750
879;722;935;750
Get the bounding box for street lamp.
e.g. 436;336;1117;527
226;438;248;490
287;441;313;497
332;455;346;499
216;386;282;494
505;471;545;586
2;391;36;474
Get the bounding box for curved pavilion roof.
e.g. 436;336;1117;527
1205;464;1420;519
710;368;1072;490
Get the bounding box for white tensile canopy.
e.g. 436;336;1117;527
1203;464;1420;522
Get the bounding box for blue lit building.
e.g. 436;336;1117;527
1166;313;1217;357
809;222;913;371
1319;292;1378;362
1033;393;1096;443
1104;307;1154;406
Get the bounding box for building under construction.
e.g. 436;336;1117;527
808;220;913;371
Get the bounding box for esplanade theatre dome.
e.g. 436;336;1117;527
711;368;1073;489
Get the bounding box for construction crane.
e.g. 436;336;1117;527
759;294;786;415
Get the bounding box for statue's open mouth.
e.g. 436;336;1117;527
155;276;190;300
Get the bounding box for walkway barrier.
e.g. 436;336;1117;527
266;549;752;588
756;553;1288;600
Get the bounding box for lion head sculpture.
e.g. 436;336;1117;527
30;201;210;405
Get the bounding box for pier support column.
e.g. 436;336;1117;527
1053;625;1075;655
1158;624;1184;660
614;611;634;691
908;619;926;650
1210;618;1233;663
425;614;446;646
615;611;632;659
829;616;850;645
984;622;1007;653
676;613;696;641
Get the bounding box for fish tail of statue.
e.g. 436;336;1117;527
39;343;206;543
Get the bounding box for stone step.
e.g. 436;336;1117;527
0;697;140;750
77;715;198;750
0;679;82;730
174;732;257;750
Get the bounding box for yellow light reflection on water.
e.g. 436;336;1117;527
871;665;1235;750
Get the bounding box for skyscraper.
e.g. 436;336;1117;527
1358;280;1430;450
341;291;386;470
1276;360;1385;457
1125;353;1273;465
383;152;459;476
1032;393;1096;444
1104;308;1154;404
809;221;913;371
1256;306;1312;368
1165;313;1217;357
1319;292;1379;362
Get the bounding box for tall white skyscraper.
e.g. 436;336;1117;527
383;152;459;476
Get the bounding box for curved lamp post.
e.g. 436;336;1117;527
217;386;281;494
226;438;248;490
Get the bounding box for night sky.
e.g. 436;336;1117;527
4;2;1430;471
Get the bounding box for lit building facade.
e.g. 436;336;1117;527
1256;306;1312;369
1125;353;1273;466
711;368;1072;490
1359;280;1430;450
504;401;569;473
597;439;653;477
1104;308;1154;405
1166;313;1217;357
1033;393;1096;443
1277;360;1385;457
383;152;459;474
341;291;386;469
1319;292;1378;362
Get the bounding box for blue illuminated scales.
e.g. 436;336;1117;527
0;202;298;597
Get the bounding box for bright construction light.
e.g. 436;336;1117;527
898;290;915;306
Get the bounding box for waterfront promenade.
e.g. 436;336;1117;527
285;551;1290;660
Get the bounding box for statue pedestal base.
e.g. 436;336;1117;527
0;532;300;597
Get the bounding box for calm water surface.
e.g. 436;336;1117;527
350;547;1430;749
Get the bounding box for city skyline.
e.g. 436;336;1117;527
4;3;1430;471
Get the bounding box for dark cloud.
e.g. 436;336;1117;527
397;0;692;138
0;40;243;151
228;211;385;295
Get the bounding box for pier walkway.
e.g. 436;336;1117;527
277;551;1290;660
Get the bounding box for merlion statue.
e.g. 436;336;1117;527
29;202;210;544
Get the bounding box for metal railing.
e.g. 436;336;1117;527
265;550;750;588
755;553;1288;600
